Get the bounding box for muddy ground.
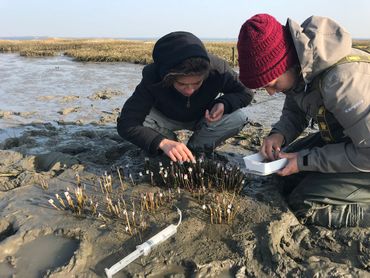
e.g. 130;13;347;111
1;109;369;278
0;60;369;277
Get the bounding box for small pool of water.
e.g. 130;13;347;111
0;234;79;278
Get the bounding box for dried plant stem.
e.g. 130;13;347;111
48;199;62;210
117;167;125;190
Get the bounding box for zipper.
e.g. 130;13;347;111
186;97;190;108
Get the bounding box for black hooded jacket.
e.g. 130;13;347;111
117;31;253;155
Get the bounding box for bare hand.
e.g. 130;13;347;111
159;138;196;163
277;152;299;176
260;133;285;161
205;103;224;123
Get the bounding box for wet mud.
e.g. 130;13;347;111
0;54;369;277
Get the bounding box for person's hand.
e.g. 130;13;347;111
277;152;299;176
205;103;224;123
159;138;196;163
260;133;285;161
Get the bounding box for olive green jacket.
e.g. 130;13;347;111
271;16;370;173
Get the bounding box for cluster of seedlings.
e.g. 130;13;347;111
142;156;247;224
48;156;248;233
48;170;179;237
144;157;245;193
201;192;240;225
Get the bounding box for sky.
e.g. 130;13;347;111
1;0;369;39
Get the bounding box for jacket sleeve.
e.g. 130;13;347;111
117;68;166;155
298;63;370;172
270;94;310;145
212;58;254;113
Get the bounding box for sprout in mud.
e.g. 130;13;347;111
117;167;125;190
201;192;240;225
55;193;66;208
48;199;62;210
129;173;135;186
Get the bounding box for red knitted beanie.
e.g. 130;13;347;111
237;14;298;89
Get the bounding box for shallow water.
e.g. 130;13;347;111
0;53;285;143
0;53;143;134
0;234;79;278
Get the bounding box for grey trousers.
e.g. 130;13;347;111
281;133;370;228
143;108;248;151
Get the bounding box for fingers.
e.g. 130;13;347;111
278;152;295;159
277;162;293;176
204;109;212;122
276;157;291;176
166;151;178;162
206;104;224;123
267;146;276;161
183;146;196;163
210;107;222;119
171;148;194;163
260;133;284;161
277;152;299;176
211;111;223;121
167;144;195;163
261;140;276;161
273;147;281;160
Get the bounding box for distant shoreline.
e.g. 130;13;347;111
0;39;239;65
0;36;239;42
0;38;368;65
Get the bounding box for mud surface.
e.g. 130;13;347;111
0;54;369;277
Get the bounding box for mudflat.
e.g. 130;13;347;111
0;53;369;277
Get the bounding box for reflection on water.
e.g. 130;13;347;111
0;234;79;278
0;53;285;145
0;53;143;129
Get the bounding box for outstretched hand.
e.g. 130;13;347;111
205;103;224;123
159;138;196;163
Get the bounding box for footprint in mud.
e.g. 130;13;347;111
0;150;47;191
0;234;79;278
35;151;79;172
0;220;17;243
104;143;139;162
1;136;37;150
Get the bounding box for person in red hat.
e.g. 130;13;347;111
117;31;254;163
237;14;370;228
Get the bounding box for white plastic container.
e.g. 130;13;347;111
243;153;288;176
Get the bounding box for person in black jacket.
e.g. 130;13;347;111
117;31;253;163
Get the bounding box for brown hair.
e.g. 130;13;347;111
163;57;210;87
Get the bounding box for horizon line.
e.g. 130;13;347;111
1;36;370;41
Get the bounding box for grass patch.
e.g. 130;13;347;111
0;38;369;66
0;38;238;65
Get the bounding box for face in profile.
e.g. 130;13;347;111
173;75;204;97
263;68;297;95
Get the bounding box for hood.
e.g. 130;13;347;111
152;31;210;79
287;16;352;83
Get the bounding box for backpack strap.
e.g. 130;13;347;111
317;55;370;92
310;55;370;143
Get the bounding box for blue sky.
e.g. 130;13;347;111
1;0;369;39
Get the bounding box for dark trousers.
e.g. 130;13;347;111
279;133;370;228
